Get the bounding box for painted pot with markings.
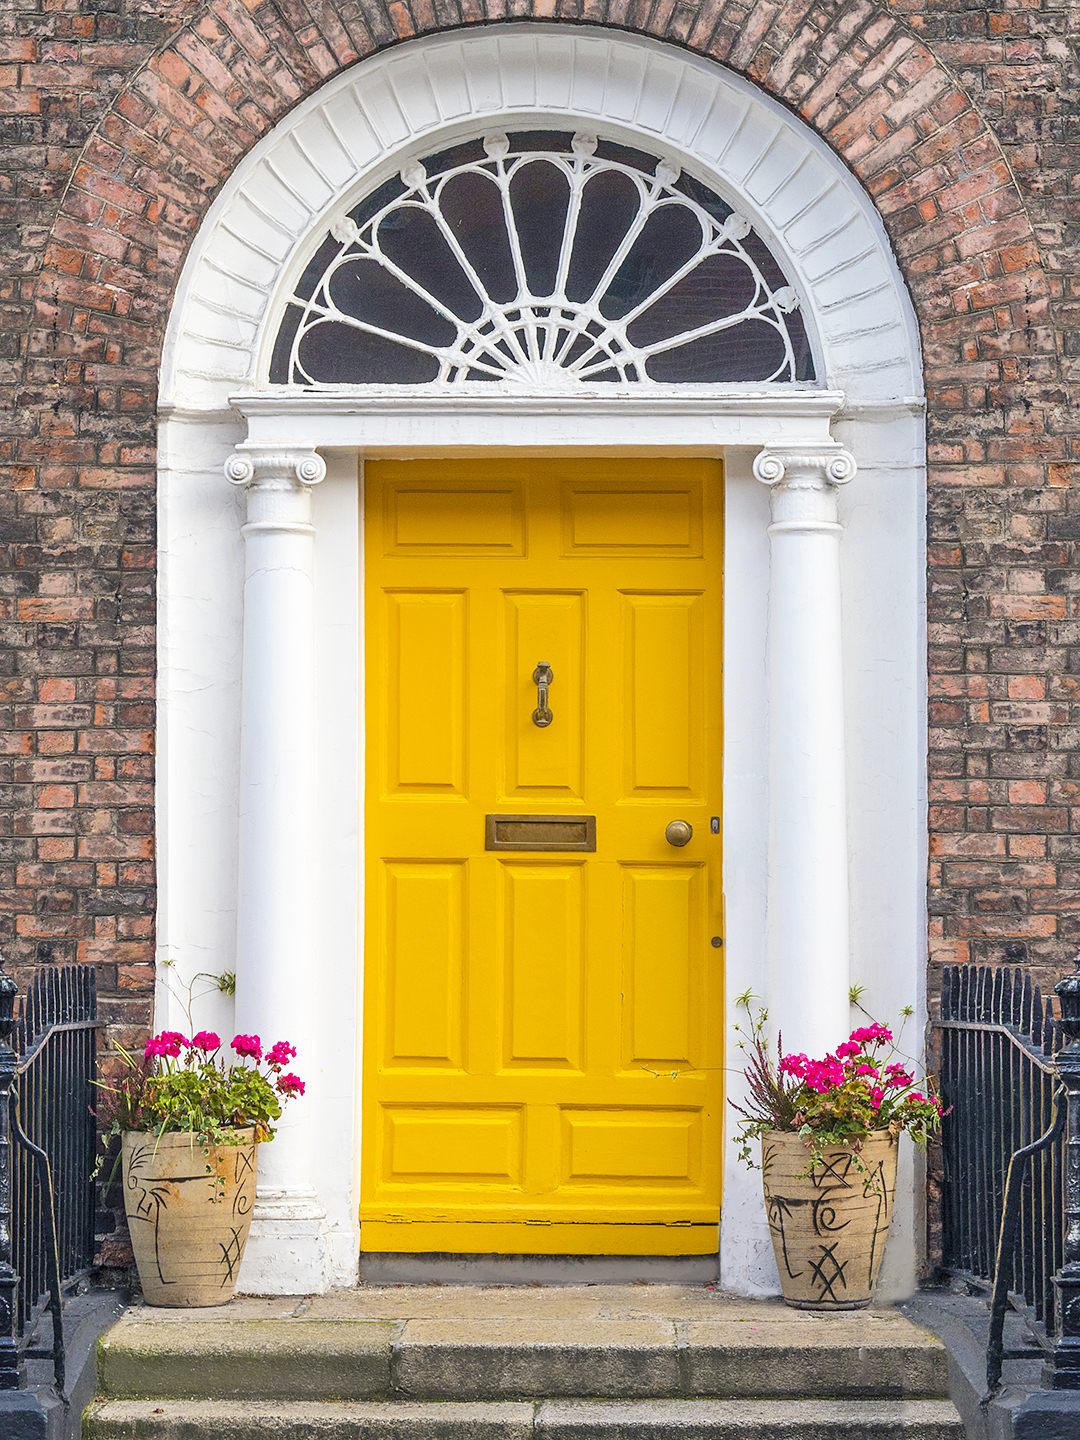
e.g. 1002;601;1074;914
761;1129;898;1310
122;1128;257;1307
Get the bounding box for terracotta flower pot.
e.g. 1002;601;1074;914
761;1129;898;1310
122;1128;257;1307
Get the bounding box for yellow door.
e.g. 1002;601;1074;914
362;457;723;1255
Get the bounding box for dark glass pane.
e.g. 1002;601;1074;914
439;170;518;303
507;130;574;155
789;310;815;380
673;169;733;226
269;303;303;384
594;137;658;175
741;229;789;294
564;169;640;303
599;204;703;320
377;206;483;322
294;235;340;303
297;321;439;384
510;160;570;297
562;332;597;368
422;136;487;176
346;174;406;235
644;319;789;383
626;252;758;348
327;259;457;347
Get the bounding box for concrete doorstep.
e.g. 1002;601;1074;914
82;1285;966;1439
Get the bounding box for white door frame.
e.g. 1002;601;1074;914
156;23;927;1298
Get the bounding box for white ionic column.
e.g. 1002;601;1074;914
224;443;329;1294
753;444;857;1060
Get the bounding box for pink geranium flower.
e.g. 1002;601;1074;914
231;1034;263;1061
849;1023;892;1045
266;1041;297;1070
276;1073;305;1097
191;1031;221;1052
145;1031;188;1059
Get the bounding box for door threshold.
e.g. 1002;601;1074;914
359;1252;720;1285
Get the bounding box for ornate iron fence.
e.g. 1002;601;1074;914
0;955;98;1392
936;959;1080;1393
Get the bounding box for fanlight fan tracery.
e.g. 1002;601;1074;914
270;131;815;388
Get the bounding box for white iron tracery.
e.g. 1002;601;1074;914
271;131;814;388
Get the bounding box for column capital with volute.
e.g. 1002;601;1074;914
224;445;327;490
753;444;857;533
224;446;327;538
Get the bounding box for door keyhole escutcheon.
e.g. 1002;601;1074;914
532;663;553;728
665;820;692;847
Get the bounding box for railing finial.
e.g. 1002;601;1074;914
1054;952;1080;1047
0;950;16;1055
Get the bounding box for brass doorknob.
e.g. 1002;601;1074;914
665;821;692;847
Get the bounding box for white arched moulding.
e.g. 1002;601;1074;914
158;23;926;1302
161;25;920;410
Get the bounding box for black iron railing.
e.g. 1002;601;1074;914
936;959;1080;1393
0;955;98;1392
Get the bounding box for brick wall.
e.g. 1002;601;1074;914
0;0;1076;1269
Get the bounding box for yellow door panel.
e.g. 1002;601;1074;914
562;1109;701;1184
503;592;584;795
385;592;467;793
624;593;703;793
560;478;704;555
500;861;585;1070
384;476;526;554
382;1108;524;1182
623;864;704;1070
363;457;723;1254
382;862;465;1069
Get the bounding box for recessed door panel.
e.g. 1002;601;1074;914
364;457;723;1254
561;480;703;555
386;591;466;793
382;1107;523;1183
624;594;701;794
383;861;465;1068
622;864;703;1069
385;480;525;554
562;1109;700;1184
504;592;583;795
500;861;584;1069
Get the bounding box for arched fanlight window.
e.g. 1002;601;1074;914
270;131;815;387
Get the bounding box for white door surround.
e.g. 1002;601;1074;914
157;24;927;1298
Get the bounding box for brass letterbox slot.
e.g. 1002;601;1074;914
485;814;596;852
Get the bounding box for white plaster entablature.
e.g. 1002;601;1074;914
161;24;923;415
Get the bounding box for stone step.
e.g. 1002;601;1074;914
97;1305;952;1403
83;1397;966;1440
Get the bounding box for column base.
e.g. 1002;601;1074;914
237;1189;330;1295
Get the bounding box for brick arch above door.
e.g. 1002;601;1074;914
160;26;921;409
27;3;1054;428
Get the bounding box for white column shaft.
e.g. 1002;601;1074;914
237;493;317;1198
225;446;329;1292
755;446;855;1058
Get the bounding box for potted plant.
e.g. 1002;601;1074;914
97;1030;305;1306
731;1000;943;1310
